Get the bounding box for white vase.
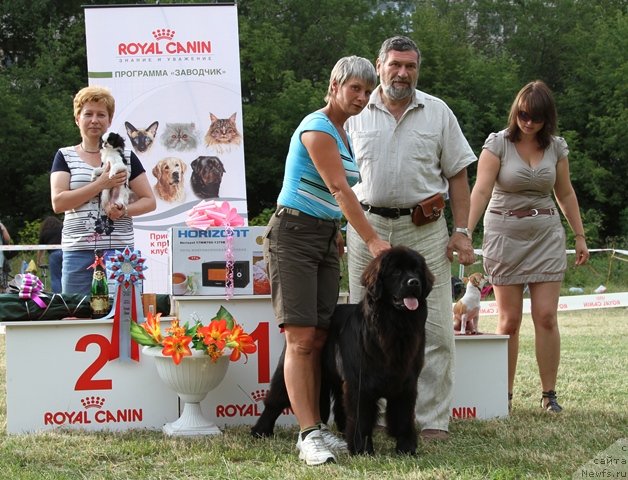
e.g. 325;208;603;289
143;346;229;436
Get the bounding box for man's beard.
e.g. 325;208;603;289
382;81;415;101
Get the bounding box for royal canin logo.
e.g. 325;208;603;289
215;390;293;418
118;28;212;56
43;396;143;426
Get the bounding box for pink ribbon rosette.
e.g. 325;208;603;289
16;273;47;308
186;200;245;299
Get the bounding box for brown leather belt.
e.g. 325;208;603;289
489;208;556;218
360;203;412;219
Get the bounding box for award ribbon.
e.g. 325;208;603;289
106;247;147;361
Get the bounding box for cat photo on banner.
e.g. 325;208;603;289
160;122;200;151
125;121;159;154
204;112;241;153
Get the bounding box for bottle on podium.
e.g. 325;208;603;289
90;249;110;318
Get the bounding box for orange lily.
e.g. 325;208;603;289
161;334;193;365
141;312;163;343
225;324;257;362
197;319;229;353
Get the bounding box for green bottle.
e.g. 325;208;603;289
90;249;110;318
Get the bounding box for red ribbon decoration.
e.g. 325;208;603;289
87;254;106;271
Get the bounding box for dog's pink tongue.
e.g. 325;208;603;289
404;297;419;311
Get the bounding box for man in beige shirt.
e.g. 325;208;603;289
345;35;476;441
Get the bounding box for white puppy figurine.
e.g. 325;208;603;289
453;272;488;335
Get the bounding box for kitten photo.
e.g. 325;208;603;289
125;121;159;154
160;122;199;151
204;112;242;153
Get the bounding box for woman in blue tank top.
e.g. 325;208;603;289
263;56;390;465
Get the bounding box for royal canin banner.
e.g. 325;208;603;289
84;4;248;294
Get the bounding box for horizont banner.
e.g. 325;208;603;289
84;4;247;293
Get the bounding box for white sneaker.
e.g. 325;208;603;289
297;430;336;466
319;424;348;454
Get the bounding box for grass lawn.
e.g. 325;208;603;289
1;308;626;479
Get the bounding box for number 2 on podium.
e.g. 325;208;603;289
73;322;272;390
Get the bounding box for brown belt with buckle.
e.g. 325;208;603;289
489;208;556;218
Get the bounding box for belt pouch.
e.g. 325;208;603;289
411;193;445;226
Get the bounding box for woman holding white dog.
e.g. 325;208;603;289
468;80;589;413
50;86;156;295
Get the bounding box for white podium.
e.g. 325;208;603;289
451;334;509;419
2;296;508;433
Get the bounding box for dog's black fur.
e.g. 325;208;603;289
251;246;433;455
190;155;226;199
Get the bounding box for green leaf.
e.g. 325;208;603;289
187;322;199;338
129;322;159;347
212;306;235;329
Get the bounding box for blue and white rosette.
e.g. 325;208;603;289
106;247;147;362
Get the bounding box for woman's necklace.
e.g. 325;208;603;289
80;143;100;154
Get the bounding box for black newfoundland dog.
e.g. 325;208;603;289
251;246;434;455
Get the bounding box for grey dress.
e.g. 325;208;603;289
482;130;569;285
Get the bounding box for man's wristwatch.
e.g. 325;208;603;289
454;227;471;238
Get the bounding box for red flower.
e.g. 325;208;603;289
197;319;229;360
140;312;163;343
225;324;257;362
131;305;258;365
161;334;193;365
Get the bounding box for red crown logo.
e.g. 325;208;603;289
81;396;105;409
251;390;268;402
152;28;175;41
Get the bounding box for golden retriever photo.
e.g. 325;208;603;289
152;157;187;203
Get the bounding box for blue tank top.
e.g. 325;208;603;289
277;112;360;220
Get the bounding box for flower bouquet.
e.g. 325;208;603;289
130;306;257;436
130;305;257;364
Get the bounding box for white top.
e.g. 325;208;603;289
345;86;477;208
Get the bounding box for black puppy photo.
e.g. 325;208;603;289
251;246;434;455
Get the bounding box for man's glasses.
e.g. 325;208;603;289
517;110;544;123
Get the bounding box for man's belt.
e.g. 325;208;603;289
360;203;412;219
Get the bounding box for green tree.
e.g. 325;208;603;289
0;0;624;246
237;0;410;216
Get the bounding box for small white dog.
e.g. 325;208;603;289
92;132;131;211
453;272;488;334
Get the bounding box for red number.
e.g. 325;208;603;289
75;334;113;391
250;322;270;383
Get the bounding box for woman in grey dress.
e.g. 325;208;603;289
468;80;589;413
